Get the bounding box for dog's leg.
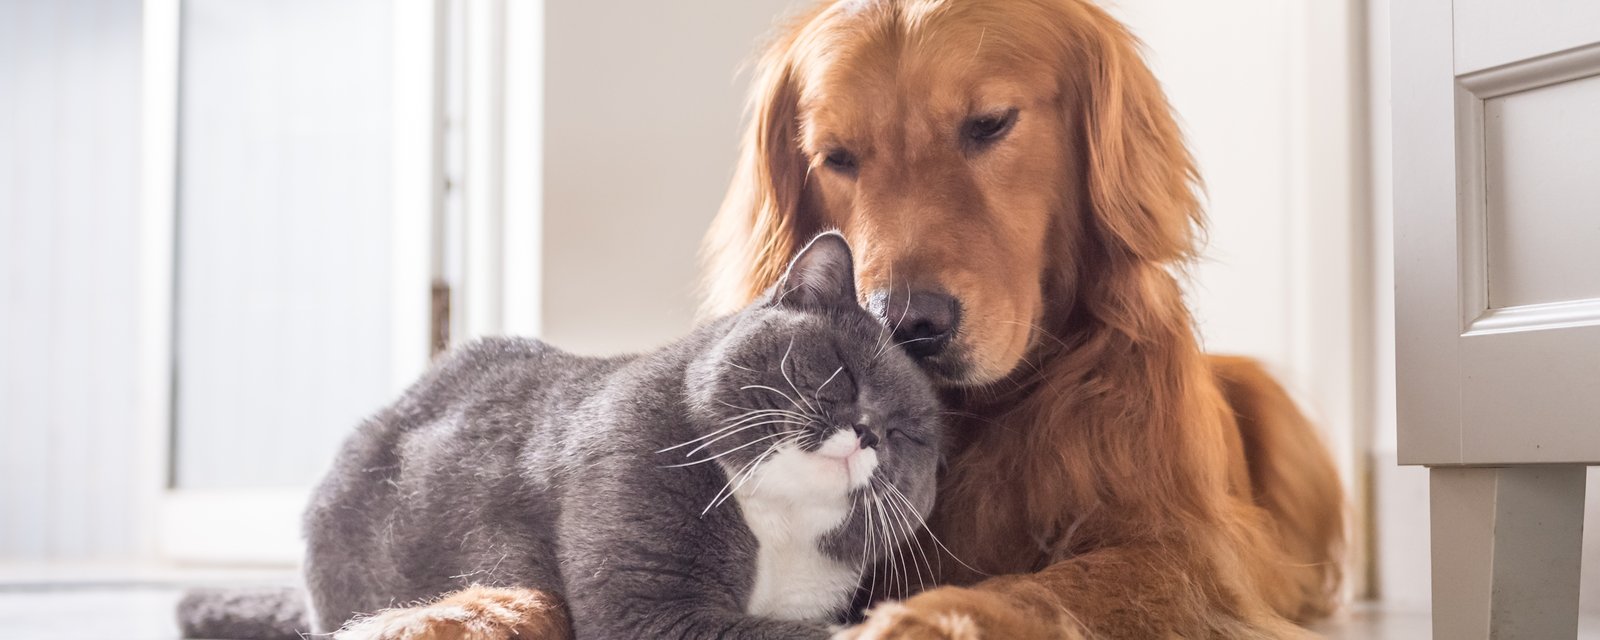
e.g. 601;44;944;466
836;541;1315;640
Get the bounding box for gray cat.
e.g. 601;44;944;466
297;232;942;639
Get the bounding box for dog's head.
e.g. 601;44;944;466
705;0;1200;386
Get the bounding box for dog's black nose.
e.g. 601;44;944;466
881;290;960;359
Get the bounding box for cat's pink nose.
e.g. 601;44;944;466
816;429;861;459
853;424;879;449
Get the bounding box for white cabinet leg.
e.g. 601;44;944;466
1430;466;1586;639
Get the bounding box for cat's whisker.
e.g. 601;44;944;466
655;412;806;454
864;488;883;600
657;415;802;455
722;407;814;425
813;366;844;409
853;489;879;609
722;410;815;431
715;398;805;418
868;280;917;365
739;434;803;497
738;384;814;419
888;493;911;600
880;486;913;599
779;338;820;415
703;434;802;514
867;488;894;598
891;280;914;338
881;483;939;592
859;490;875;589
682;419;807;458
871;289;936;361
701;443;771;515
875;477;933;594
883;476;921;592
867;487;899;600
713;433;801;507
869;317;895;364
712;414;808;436
891;336;937;351
891;280;912;338
874;335;938;362
855;490;870;578
871;488;889;599
869;265;898;362
879;479;989;578
660;430;802;468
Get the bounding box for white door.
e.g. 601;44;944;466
141;0;441;563
1393;0;1600;637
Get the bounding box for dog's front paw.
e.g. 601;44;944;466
831;600;982;640
833;587;1077;640
336;586;568;640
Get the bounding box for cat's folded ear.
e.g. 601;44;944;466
773;231;858;311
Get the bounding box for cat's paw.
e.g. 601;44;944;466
335;586;569;640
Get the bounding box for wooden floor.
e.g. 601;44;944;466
0;582;1593;639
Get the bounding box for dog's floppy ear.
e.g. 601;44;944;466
1070;3;1203;264
773;232;857;310
702;22;815;316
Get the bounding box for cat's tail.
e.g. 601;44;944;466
175;586;311;640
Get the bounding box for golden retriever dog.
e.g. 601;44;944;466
703;0;1346;637
340;1;1343;638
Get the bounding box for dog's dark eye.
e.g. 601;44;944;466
964;109;1018;145
822;148;858;174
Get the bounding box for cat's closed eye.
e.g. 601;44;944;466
887;427;927;446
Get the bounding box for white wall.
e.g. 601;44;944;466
0;0;144;560
539;0;802;355
1107;0;1365;507
1108;0;1295;365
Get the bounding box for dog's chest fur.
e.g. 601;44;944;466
733;447;858;621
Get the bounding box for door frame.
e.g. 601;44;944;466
448;0;545;342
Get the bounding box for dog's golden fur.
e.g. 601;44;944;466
705;0;1346;637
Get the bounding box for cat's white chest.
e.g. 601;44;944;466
733;446;860;621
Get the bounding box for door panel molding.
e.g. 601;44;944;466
1455;43;1600;332
1465;298;1600;336
1457;41;1600;99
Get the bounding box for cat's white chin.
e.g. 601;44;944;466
734;430;872;622
739;429;878;505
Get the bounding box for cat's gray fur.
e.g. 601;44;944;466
294;232;941;639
